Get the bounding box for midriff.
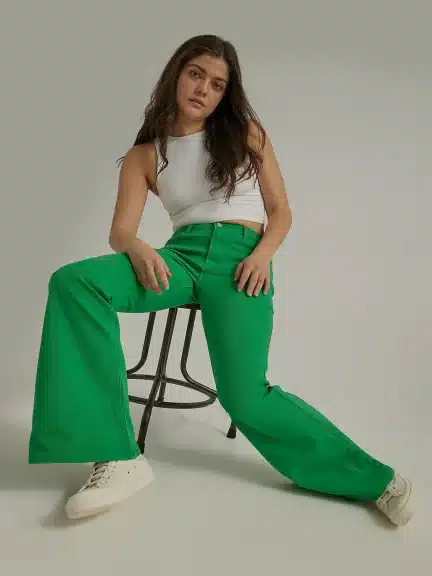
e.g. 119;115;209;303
221;219;264;235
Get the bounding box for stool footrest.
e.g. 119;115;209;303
128;373;217;399
128;394;216;409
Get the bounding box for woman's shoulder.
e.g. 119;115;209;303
123;142;156;171
247;119;267;153
124;142;159;195
133;141;157;156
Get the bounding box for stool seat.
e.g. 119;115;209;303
127;304;237;453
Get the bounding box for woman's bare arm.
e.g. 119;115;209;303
249;121;292;260
109;144;172;292
109;145;152;254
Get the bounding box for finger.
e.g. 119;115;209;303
137;273;148;289
139;272;152;292
144;265;162;294
253;278;265;296
263;276;271;295
247;271;261;296
155;262;170;290
234;262;243;281
162;260;172;277
237;266;251;292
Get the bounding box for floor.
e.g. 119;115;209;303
0;400;427;576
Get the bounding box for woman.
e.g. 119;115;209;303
28;34;413;525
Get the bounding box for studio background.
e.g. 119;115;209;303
0;1;430;574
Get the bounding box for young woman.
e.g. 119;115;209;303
28;35;413;526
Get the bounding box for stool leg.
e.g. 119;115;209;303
179;308;198;386
127;312;156;375
137;308;178;453
227;421;237;439
157;309;179;403
180;309;217;397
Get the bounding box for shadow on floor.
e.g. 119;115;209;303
0;416;283;491
0;416;392;530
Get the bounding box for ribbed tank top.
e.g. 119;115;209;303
155;130;265;231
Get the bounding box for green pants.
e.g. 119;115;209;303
29;222;394;500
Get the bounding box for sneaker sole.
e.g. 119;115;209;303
66;468;155;520
67;502;113;520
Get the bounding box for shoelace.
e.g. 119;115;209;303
83;461;117;490
378;479;403;505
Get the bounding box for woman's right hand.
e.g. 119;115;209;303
127;239;172;295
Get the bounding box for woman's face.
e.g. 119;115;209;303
176;54;229;121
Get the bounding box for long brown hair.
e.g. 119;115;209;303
117;34;266;200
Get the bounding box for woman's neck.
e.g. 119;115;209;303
171;117;205;137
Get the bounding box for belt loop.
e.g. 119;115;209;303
242;226;246;238
186;225;193;232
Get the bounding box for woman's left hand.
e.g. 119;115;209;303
234;252;271;296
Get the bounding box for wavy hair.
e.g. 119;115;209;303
117;34;266;200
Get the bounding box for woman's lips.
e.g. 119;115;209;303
189;98;205;107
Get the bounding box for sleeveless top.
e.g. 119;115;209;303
154;130;265;231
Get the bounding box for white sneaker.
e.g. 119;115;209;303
375;473;413;526
65;454;154;520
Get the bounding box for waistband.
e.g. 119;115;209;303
174;222;262;242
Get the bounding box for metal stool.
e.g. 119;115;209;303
127;303;237;453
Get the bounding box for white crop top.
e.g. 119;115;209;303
155;130;265;231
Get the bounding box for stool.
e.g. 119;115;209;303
127;303;237;453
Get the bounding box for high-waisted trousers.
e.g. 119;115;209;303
29;222;394;500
